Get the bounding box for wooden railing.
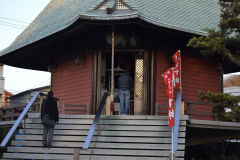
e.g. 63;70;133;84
185;101;214;120
0;103;40;121
155;103;168;115
61;102;89;115
0;92;41;147
155;100;214;120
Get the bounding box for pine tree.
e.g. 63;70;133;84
187;0;240;66
188;1;240;121
199;91;240;122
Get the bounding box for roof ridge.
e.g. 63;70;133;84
88;0;133;11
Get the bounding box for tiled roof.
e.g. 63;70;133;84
0;0;220;57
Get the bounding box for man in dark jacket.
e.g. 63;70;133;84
41;91;59;148
118;70;133;115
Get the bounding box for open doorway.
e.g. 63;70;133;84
100;51;145;115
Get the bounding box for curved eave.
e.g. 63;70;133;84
0;12;209;71
0;12;207;58
79;12;207;36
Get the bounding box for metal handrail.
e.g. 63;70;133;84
82;92;108;149
0;92;40;147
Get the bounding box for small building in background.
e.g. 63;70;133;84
1;90;14;108
224;86;240;97
9;85;50;107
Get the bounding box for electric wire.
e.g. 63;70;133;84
0;16;30;24
0;23;25;29
0;17;29;29
0;21;27;28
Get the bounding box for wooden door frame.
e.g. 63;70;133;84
92;49;156;115
150;50;156;115
143;50;156;115
92;49;102;114
143;50;149;115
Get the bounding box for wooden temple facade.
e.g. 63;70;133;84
0;0;240;159
0;0;224;118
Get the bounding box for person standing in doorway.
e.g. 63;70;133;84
41;91;59;148
118;69;133;115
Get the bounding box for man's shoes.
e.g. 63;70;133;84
47;144;52;149
43;143;47;148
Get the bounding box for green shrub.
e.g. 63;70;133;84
199;91;240;122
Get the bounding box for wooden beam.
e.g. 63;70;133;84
189;119;240;130
186;134;240;146
92;50;98;114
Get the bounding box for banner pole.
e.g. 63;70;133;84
179;50;182;94
172;126;174;160
171;67;174;160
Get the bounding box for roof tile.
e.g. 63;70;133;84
0;0;220;56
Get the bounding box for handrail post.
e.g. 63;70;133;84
180;101;185;115
82;92;108;149
0;92;40;147
186;102;190;115
86;102;89;115
62;101;65;115
155;103;158;116
23;115;26;135
73;148;80;160
12;107;14;121
39;94;44;113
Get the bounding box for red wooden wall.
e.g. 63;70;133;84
156;49;221;120
51;47;221;119
52;50;93;114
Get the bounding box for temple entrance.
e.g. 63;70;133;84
93;48;155;115
99;51;145;115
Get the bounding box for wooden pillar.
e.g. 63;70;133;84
106;95;111;115
96;50;102;108
150;50;156;115
92;50;98;114
110;28;115;103
181;101;185;115
143;50;149;114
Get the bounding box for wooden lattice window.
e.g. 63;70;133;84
116;0;129;9
135;57;143;98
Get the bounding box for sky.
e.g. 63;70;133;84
0;0;51;94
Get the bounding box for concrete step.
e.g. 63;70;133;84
15;135;185;143
3;153;184;160
3;114;187;159
6;147;185;158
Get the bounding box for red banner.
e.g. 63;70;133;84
172;50;181;89
173;65;180;89
162;69;173;99
168;98;174;127
172;50;180;64
162;68;174;127
162;50;182;127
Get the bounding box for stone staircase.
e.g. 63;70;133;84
2;113;187;160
